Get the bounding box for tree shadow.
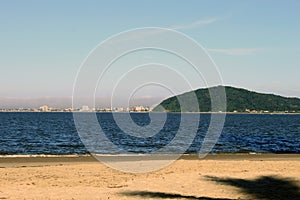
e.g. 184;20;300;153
120;191;234;200
208;175;300;200
120;176;300;199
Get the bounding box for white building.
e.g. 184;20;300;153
39;105;49;112
81;105;90;112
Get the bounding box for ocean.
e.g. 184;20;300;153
0;112;299;155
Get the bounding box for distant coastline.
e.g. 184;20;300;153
2;86;300;114
1;110;300;114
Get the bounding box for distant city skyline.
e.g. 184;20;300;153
0;84;299;109
0;96;161;109
1;1;300;108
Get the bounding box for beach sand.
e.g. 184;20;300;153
0;154;299;199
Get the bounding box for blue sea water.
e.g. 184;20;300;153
0;112;299;155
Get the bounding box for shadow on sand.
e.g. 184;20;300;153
121;191;233;200
209;175;300;200
121;176;300;200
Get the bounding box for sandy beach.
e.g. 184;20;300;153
0;154;299;200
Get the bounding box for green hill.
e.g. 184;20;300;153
153;86;300;113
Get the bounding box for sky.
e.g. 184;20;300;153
0;0;300;108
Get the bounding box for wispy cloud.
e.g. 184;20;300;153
207;48;263;56
106;18;219;45
170;18;219;30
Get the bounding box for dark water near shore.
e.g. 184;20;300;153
0;112;299;155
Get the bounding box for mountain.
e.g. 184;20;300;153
153;86;300;113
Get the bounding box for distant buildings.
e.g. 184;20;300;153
80;105;90;112
64;108;73;112
129;105;150;112
39;105;49;112
0;105;298;114
0;104;149;113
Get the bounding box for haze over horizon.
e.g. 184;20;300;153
1;85;299;109
1;1;299;108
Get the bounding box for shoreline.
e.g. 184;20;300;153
1;153;299;159
1;111;300;114
1;153;299;168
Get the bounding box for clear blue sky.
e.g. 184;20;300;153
1;0;299;108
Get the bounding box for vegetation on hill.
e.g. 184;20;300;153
153;86;300;113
